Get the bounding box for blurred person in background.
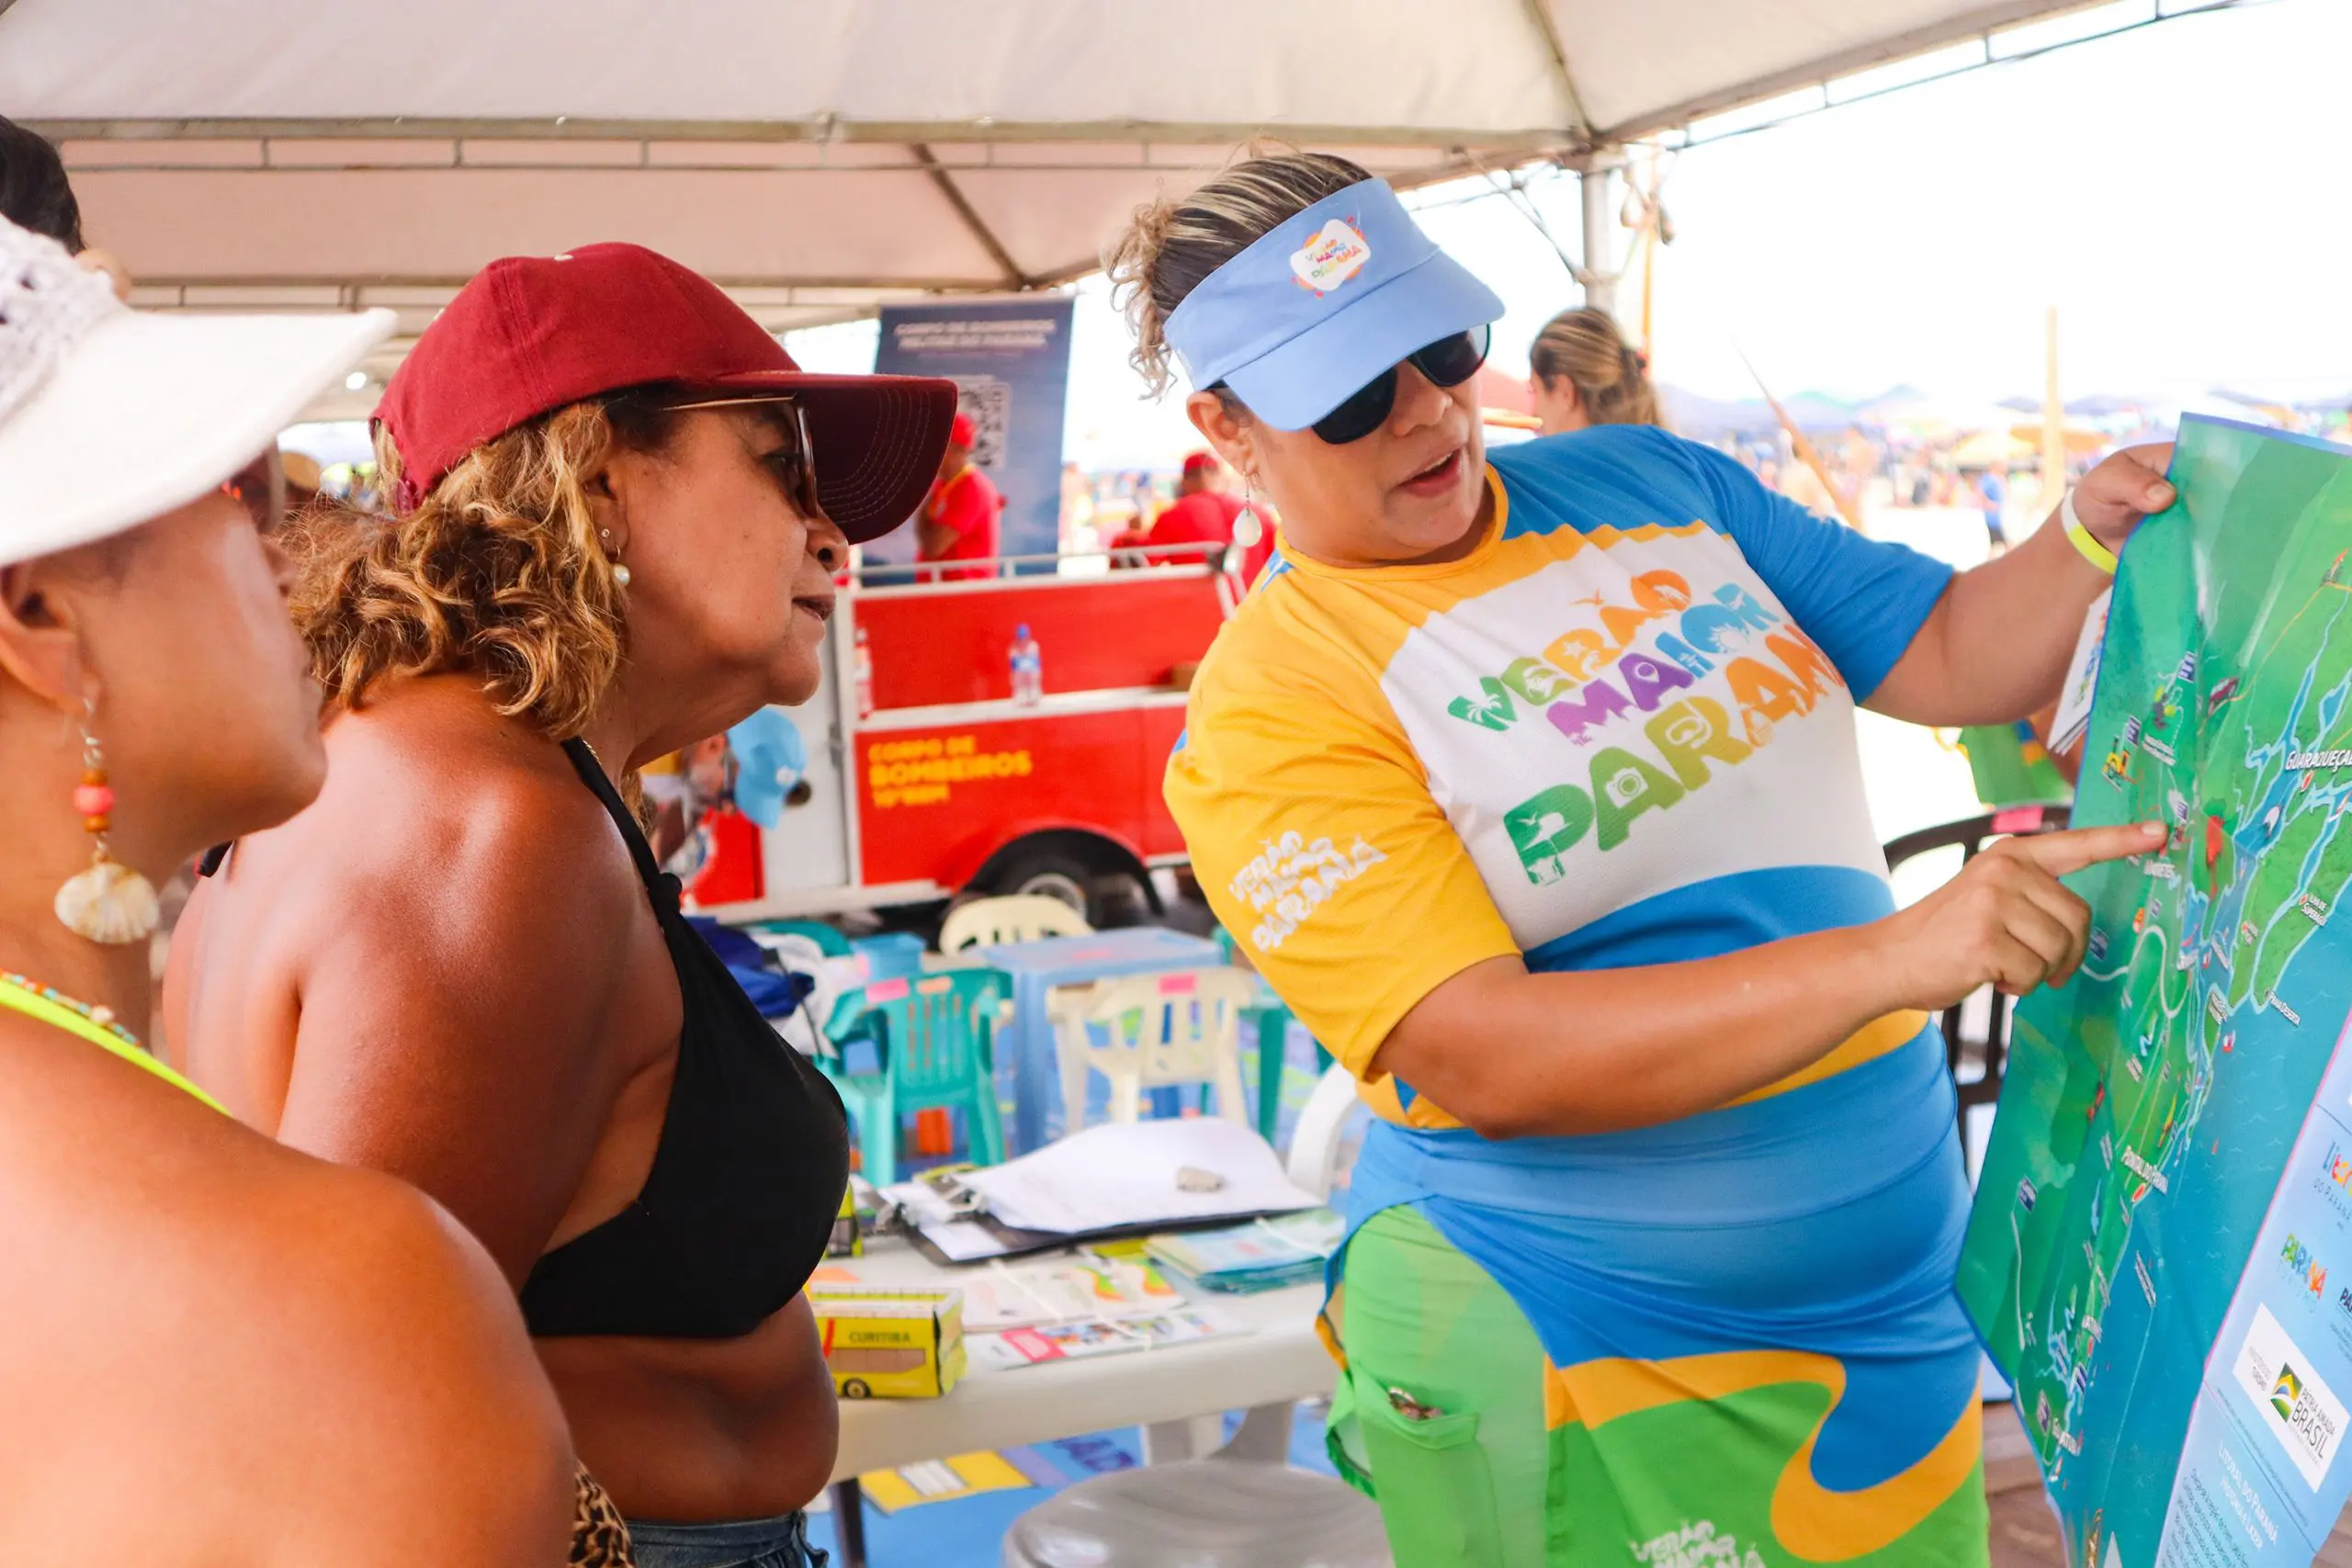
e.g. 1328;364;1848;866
0;213;574;1567
1526;305;1660;435
170;242;956;1566
1058;458;1100;554
0;116;130;299
1150;448;1279;585
1973;464;2011;553
918;411;1001;580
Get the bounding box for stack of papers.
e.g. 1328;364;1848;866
2047;588;2110;758
956;1119;1320;1235
1145;1210;1345;1293
879;1173;1013;1261
956;1256;1182;1332
969;1306;1247;1371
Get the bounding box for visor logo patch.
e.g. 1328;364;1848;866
1291;219;1373;296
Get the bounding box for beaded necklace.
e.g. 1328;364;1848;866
0;970;228;1114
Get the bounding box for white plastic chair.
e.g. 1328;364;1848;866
1002;1455;1389;1567
938;893;1092;953
1283;1062;1363;1201
1048;967;1257;1131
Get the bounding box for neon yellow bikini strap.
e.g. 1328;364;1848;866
0;984;228;1115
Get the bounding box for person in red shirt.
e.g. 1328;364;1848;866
1149;449;1278;585
917;412;1002;580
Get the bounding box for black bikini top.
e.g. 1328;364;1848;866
515;739;850;1339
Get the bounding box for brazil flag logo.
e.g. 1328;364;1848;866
2274;1365;2304;1420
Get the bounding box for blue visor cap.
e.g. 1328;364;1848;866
1162;177;1505;432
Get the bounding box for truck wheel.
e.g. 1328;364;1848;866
841;1378;872;1400
990;851;1096;923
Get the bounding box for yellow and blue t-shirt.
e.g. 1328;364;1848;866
1170;425;1990;1558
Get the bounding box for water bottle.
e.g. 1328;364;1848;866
853;626;876;718
1010;623;1044;706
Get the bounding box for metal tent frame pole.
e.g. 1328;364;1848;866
1577;151;1621;318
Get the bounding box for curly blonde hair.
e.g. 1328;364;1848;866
290;389;682;739
1104;146;1371;398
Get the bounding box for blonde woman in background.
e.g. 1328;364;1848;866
1527;305;1660;435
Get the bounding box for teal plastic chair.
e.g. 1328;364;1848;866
820;968;1009;1187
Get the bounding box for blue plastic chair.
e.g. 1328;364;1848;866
820;968;1009;1187
851;931;927;980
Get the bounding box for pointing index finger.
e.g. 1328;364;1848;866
2018;821;2168;876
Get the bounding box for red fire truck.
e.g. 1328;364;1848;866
690;551;1236;924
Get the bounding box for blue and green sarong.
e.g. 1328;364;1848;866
1326;1033;1989;1567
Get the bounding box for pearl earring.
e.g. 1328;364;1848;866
53;697;158;944
601;528;631;588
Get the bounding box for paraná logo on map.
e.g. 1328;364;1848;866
2281;1234;2328;1300
1289;219;1372;295
2233;1303;2346;1487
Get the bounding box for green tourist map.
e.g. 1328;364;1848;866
1959;417;2352;1566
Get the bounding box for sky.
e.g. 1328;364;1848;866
787;0;2346;470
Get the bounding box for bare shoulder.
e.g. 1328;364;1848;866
327;676;631;884
0;1039;572;1565
173;676;643;1112
237;675;640;953
232;1157;577;1567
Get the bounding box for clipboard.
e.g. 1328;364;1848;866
903;1205;1321;1269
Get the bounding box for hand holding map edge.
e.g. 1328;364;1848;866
1871;820;2166;1010
2068;442;2177;548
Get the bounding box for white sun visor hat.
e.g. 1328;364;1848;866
0;215;393;567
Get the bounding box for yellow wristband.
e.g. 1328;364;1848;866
2062;489;2118;575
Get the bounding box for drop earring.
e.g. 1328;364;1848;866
53;698;159;944
601;527;631;588
1235;472;1267;548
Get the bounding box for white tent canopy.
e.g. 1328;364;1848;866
4;0;2100;412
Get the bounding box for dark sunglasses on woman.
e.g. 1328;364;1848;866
665;393;824;520
1216;324;1491;446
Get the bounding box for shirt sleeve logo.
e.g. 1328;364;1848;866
1230;829;1386;953
1290;220;1373;296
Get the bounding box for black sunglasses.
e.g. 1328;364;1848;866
1219;325;1491;446
665;394;824;520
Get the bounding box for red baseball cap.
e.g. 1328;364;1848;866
376;242;956;542
948;412;978;449
1182;449;1220;477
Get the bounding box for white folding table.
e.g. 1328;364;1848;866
823;1238;1334;1566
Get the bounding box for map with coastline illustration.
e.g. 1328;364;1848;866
1959;417;2352;1568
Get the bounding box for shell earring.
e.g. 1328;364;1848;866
53;699;159;944
1235;472;1267;548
